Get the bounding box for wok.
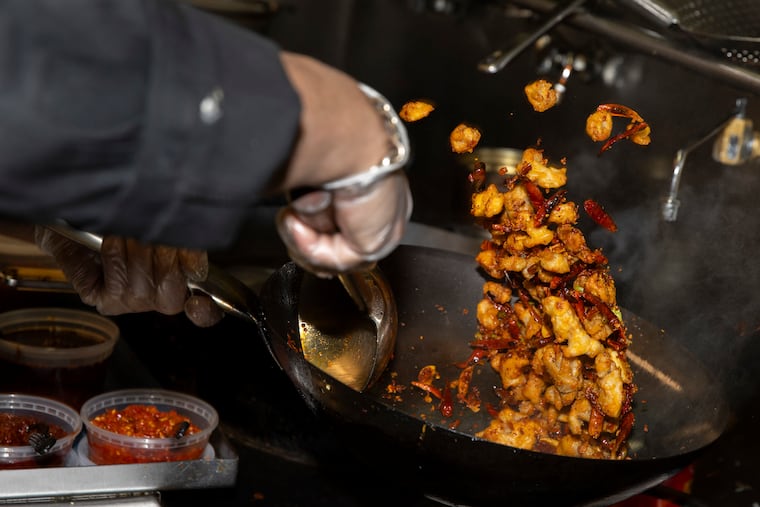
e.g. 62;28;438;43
257;244;727;506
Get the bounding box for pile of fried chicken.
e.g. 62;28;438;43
468;147;636;459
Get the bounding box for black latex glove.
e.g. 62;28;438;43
34;226;223;327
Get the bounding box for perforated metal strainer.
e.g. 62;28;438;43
620;0;760;67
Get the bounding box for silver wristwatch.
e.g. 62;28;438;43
320;83;411;192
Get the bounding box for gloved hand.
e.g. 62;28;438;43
34;226;223;327
276;170;412;274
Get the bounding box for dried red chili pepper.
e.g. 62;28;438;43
517;288;543;333
454;348;489;368
611;411;635;457
469;338;516;350
578;291;627;344
549;262;586;290
583;199;617;232
468;160;487;190
485;402;500;418
410;381;443;400
522;179;546;224
487;295;522;340
599;121;650;154
439;386;454;418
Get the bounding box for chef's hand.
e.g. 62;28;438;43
274;53;412;274
34;227;223;327
276;171;411;274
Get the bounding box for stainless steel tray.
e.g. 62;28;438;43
0;430;237;503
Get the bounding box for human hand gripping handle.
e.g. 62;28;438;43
34;225;224;328
275;83;413;277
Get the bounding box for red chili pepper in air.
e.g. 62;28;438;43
540;189;567;224
439;386;454;418
522;179;546;224
468;161;487;190
583;199;617;232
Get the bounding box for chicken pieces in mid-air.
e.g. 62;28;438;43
586;103;651;154
467;147;636;460
449;123;482;154
524;79;558;112
399;100;435;122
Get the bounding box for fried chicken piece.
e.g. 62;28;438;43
627;123;652;146
521;148;567;189
492;353;530;390
477;406;547;450
585;110;613;142
471;184;505;218
538;246;571;275
450;123;481;153
501;184;535;231
399;100;434;122
475;248;528;279
543;295;604;358
556;224;601;265
548;202;578;225
483;280;512;304
594;351;625;418
575;270;617;306
524;79;558;112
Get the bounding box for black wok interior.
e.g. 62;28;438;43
260;244;729;506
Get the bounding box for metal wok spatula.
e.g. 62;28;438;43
43;222;397;392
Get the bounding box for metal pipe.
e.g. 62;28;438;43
506;0;760;95
661;98;748;221
478;0;587;73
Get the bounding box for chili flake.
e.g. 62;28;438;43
90;404;200;439
0;414;65;446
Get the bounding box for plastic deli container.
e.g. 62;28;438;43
81;389;219;465
0;394;82;469
0;308;119;409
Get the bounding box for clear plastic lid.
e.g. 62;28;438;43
0;308;119;368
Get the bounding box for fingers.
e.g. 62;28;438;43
99;239;217;322
276;171;413;273
37;227;217;325
277;209;369;273
177;249;209;282
34;225;105;306
184;294;224;328
334;171;412;258
98;238;193;316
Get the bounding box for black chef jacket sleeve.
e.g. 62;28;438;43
0;0;301;250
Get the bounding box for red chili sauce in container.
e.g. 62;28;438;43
0;394;82;469
81;389;218;465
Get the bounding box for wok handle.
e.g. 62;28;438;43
43;222;266;327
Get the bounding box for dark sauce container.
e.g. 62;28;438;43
0;308;119;410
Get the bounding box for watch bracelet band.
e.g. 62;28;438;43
320;82;411;192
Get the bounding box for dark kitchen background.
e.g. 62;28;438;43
2;0;760;505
